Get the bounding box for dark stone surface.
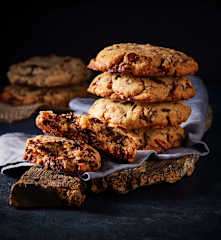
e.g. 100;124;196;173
0;83;220;240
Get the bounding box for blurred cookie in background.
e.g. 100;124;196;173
7;55;92;87
0;85;91;109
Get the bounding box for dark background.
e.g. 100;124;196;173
1;1;221;240
1;1;221;86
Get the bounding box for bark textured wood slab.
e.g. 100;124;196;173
90;155;198;194
9;166;86;208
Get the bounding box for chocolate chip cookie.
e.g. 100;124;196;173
24;135;101;173
88;98;191;130
88;43;198;76
88;72;196;102
0;85;90;108
8;55;92;87
36;111;186;163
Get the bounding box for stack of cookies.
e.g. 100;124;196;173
86;43;198;158
35;43;198;165
0;55;92;109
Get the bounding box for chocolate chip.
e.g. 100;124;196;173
168;83;176;96
131;104;137;111
113;135;127;144
92;78;100;86
127;53;139;63
186;82;192;88
143;56;152;63
166;116;171;125
155;139;168;151
150;77;164;85
91;118;102;124
158;58;165;71
162;108;170;112
144;110;157;123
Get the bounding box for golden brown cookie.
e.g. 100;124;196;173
24;135;101;173
88;98;191;130
8;55;92;87
88;43;198;76
36;111;186;163
130;125;185;152
88;72;196;102
0;85;90;108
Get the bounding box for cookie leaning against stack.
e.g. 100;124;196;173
86;43;198;161
0;55;92;108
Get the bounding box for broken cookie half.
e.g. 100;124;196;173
24;135;101;174
36;111;185;163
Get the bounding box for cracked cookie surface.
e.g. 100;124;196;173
88;98;191;130
8;55;92;87
88;43;198;76
36;111;185;163
88;72;196;102
0;85;90;108
24;135;101;173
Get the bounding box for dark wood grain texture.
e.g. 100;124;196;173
9;166;86;208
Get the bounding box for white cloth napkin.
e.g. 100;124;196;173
0;76;209;180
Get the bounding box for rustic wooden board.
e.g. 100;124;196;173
9;166;86;208
90;154;198;194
